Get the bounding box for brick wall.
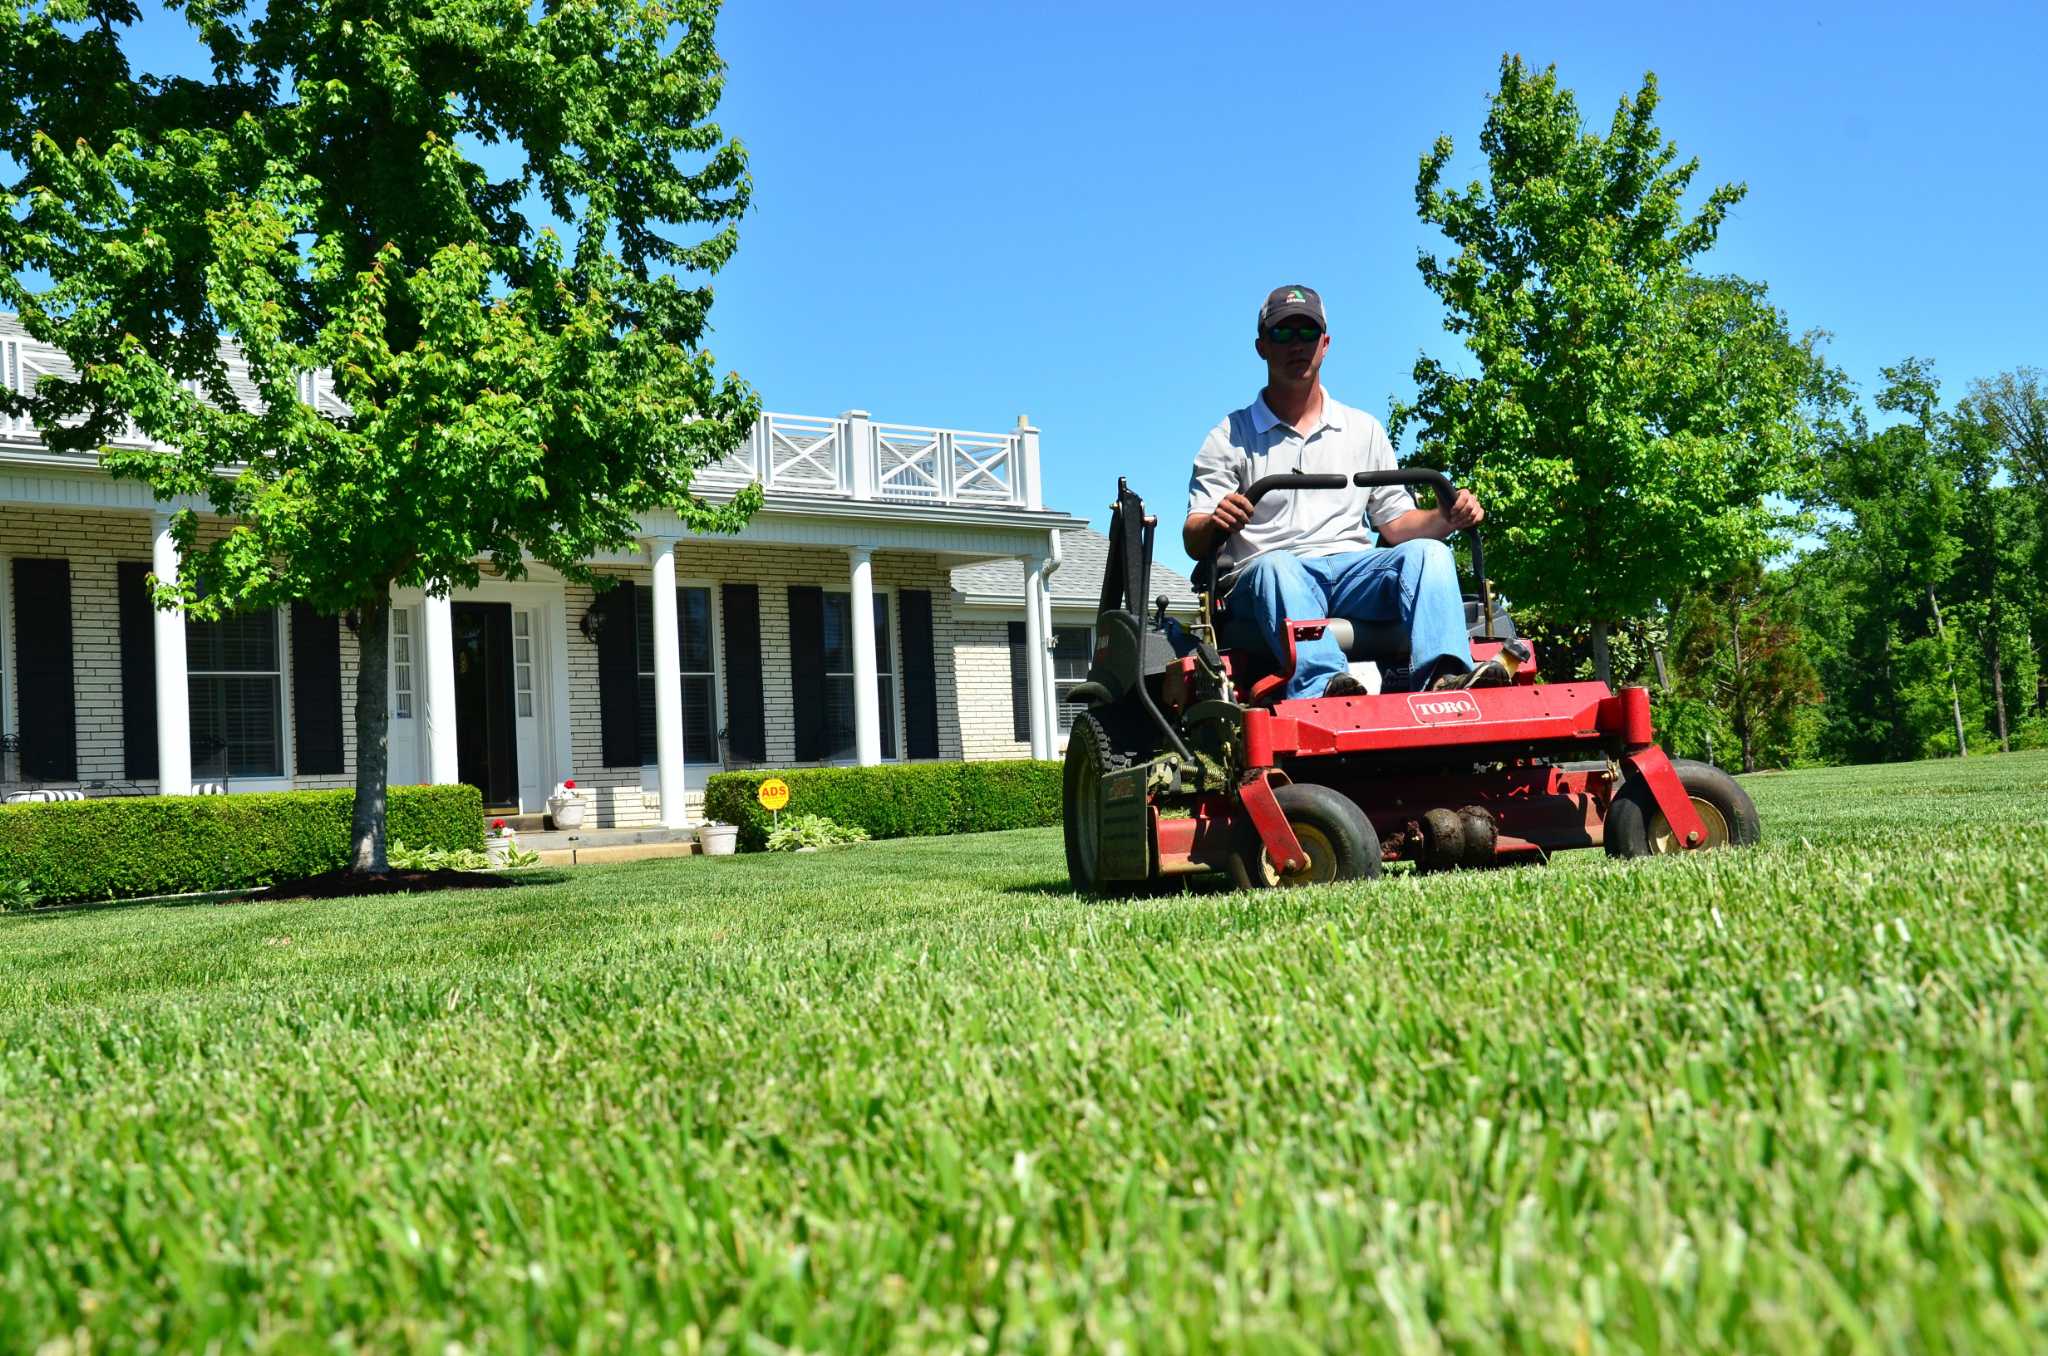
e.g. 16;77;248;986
0;508;363;797
564;542;979;828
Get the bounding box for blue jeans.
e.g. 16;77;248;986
1222;542;1471;698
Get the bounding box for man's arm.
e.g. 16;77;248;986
1375;489;1484;545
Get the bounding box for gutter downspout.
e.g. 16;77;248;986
1037;528;1063;759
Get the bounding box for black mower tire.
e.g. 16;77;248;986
1605;757;1761;859
1064;713;1139;895
1227;783;1383;890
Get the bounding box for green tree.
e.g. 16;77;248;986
1798;360;1966;763
0;0;762;871
1669;559;1821;772
1968;368;2048;718
1393;57;1826;686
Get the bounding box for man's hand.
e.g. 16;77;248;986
1376;488;1485;546
1442;488;1484;531
1183;491;1255;558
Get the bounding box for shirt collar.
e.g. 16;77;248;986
1248;389;1344;437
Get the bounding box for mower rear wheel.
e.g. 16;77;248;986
1605;758;1761;858
1228;783;1382;889
1064;713;1137;894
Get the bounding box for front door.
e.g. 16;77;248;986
452;601;520;811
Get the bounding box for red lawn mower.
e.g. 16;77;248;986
1062;472;1760;892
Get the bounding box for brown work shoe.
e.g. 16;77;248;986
1321;672;1369;697
1428;658;1511;691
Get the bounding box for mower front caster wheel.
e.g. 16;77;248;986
1605;758;1761;858
1228;783;1383;889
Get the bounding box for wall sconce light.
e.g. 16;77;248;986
579;605;608;643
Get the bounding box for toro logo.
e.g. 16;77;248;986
1406;692;1483;725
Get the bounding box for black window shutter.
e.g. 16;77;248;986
13;558;77;781
290;601;345;775
720;583;766;763
898;589;939;759
789;586;826;762
597;582;642;767
1008;620;1030;743
117;562;159;781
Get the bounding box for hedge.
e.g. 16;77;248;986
0;784;484;904
704;761;1062;851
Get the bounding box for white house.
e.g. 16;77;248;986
0;317;1095;828
948;529;1197;754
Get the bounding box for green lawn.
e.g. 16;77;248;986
3;756;2046;1353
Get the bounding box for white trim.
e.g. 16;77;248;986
0;549;12;742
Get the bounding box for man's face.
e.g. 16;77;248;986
1256;320;1328;384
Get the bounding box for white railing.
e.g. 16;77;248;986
702;409;1042;511
0;332;1046;512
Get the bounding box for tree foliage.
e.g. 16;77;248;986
0;0;762;869
1393;56;1827;683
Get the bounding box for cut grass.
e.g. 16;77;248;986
1;753;2045;1351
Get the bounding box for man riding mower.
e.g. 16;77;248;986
1059;471;1761;892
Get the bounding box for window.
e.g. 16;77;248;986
823;591;895;762
635;585;717;765
391;607;415;719
513;611;535;717
188;608;284;779
1052;626;1094;736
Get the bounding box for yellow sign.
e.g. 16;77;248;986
757;778;790;812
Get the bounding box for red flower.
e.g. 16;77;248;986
492;818;506;830
563;779;576;789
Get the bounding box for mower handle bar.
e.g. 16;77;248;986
1226;470;1486;602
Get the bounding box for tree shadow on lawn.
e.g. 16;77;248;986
7;869;574;922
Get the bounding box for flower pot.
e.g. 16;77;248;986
697;822;738;856
485;835;516;867
548;796;586;830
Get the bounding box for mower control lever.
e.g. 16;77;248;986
1351;469;1492;638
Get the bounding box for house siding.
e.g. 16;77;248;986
0;505;1052;826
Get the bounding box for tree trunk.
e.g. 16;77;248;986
1989;639;2010;754
1589;620;1612;688
1729;595;1755;774
350;593;392;873
1927;584;1967;758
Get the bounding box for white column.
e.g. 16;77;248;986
149;513;192;796
1017;415;1042;510
848;546;882;766
419;592;460;785
1023;554;1051;760
647;537;689;828
844;409;874;499
1037;559;1060;753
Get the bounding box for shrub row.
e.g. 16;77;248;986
704;761;1062;851
0;784;484;904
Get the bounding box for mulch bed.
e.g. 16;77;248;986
263;868;523;901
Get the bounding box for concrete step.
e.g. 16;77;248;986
489;812;550;833
531;841;699;867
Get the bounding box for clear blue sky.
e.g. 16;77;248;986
113;0;2047;572
706;0;2045;569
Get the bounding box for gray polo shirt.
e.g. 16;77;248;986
1187;390;1417;580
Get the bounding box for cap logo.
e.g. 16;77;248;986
1287;289;1306;301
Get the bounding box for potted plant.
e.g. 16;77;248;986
696;820;739;856
485;817;516;867
547;779;586;830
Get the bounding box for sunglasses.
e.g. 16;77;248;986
1264;325;1323;344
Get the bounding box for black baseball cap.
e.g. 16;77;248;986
1259;284;1326;332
